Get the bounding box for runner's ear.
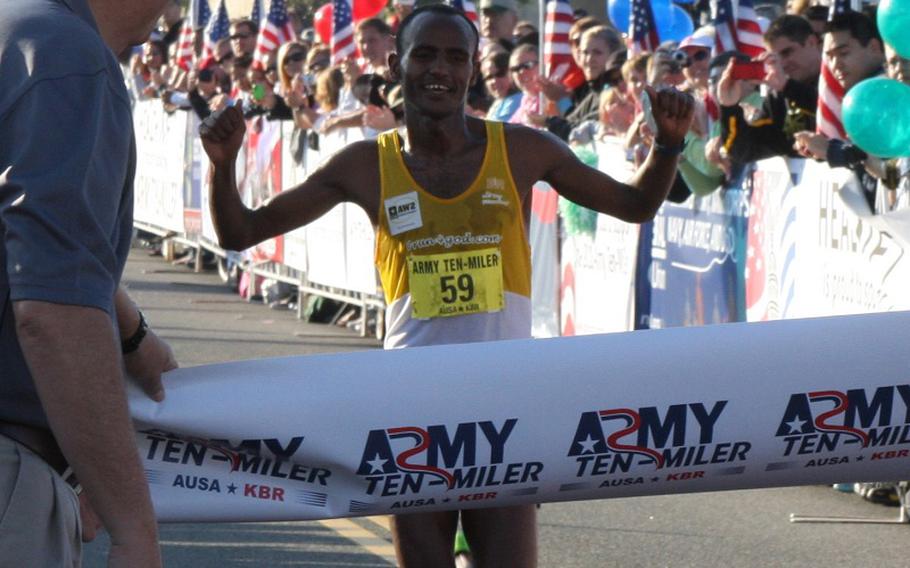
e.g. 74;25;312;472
388;52;402;84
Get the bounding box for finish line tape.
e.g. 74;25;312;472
129;311;910;522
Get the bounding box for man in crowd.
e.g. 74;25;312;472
717;15;821;163
200;5;693;566
356;18;395;76
229;18;258;59
0;0;178;564
480;0;519;43
792;12;885;208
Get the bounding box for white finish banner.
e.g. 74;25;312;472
131;312;910;522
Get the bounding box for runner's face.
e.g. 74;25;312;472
397;14;478;119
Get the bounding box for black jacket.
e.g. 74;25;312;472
545;73;613;142
719;77;817;163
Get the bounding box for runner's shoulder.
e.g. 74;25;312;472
324;139;379;173
500;122;574;169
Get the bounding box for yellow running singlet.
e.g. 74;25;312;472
375;121;531;349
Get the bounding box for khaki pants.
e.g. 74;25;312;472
0;434;81;568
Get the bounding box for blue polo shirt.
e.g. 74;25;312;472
0;0;135;428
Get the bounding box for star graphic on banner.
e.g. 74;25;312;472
651;477;660;482
577;435;599;454
786;418;806;435
227;483;237;494
367;454;388;474
856;456;864;461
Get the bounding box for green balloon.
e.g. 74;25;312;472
843;77;910;158
878;0;910;60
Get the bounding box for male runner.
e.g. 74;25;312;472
201;5;693;566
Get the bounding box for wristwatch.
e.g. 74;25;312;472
121;311;149;355
654;139;687;156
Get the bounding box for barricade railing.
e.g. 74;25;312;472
131;99;910;339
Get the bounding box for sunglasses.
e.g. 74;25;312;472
230;32;251;40
284;52;307;64
216;53;234;64
509;60;537;73
483;69;508;81
683;49;710;67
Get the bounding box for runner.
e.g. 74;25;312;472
200;5;693;566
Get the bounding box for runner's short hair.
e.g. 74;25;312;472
396;4;480;58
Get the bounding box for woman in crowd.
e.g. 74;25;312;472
507;43;544;126
277;41;310;112
483;52;522;122
543;25;624;140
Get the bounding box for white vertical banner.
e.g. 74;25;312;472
133;101;188;232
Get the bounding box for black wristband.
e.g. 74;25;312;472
653;139;686;157
121;311;149;355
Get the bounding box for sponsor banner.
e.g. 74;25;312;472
558;139;638;335
745;157;798;321
183;115;204;238
530;183;560;338
133;102;187;232
559;217;638;335
645;187;748;328
798;160;910;315
281;124;308;273
130;311;910;522
243;117;284;264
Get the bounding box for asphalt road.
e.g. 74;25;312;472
84;249;910;567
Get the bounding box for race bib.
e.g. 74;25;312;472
407;247;504;319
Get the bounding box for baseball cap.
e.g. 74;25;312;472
679;25;715;51
479;0;518;13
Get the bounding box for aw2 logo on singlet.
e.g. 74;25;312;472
385;191;423;235
567;401;751;486
775;385;910;464
357;419;543;504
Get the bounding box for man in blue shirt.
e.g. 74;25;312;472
0;0;176;564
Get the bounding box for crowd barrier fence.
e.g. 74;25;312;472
132;100;910;337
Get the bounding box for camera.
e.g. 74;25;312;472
671;49;689;68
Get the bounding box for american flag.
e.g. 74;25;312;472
735;0;765;58
543;0;576;82
712;0;763;57
816;0;862;140
176;0;210;70
253;0;297;70
629;0;659;55
251;0;263;24
203;0;230;61
332;0;356;65
448;0;479;28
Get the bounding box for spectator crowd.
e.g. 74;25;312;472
129;0;910;216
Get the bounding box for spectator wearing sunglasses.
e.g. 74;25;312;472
679;29;712;96
229;18;258;59
483;52;522;122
